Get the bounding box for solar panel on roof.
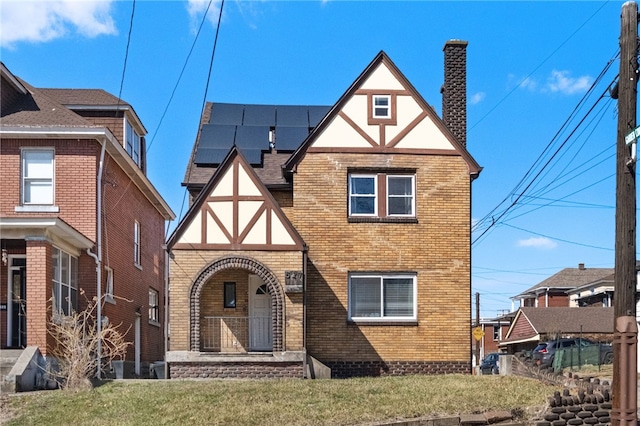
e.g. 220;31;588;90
197;124;237;149
308;106;331;127
209;103;245;125
243;104;276;126
237;148;263;165
235;126;270;150
276;106;309;127
275;126;309;151
194;147;229;165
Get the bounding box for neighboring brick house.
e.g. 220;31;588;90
0;63;175;376
511;263;614;309
499;307;614;354
472;315;513;361
167;42;481;378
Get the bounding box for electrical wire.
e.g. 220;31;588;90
146;0;220;154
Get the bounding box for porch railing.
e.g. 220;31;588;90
201;316;270;352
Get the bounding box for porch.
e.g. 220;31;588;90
201;316;271;353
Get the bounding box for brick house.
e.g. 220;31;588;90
0;63;175;377
166;42;481;378
511;263;614;309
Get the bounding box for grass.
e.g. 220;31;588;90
2;375;562;426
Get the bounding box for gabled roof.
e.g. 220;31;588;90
501;307;614;345
283;50;481;178
512;265;614;299
168;146;305;251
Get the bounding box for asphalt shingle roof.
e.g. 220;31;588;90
520;307;613;335
39;88;130;107
1;80;92;127
514;266;614;298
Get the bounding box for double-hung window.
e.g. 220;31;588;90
493;325;501;341
52;247;78;316
349;175;377;216
22;149;54;205
349;273;416;321
373;95;391;118
148;288;159;324
348;173;415;218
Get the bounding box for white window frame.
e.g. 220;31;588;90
148;288;159;324
373;95;391;119
52;247;78;317
134;220;141;267
125;118;141;167
21;148;54;205
386;175;415;217
348;174;378;216
348;273;417;322
105;266;115;304
493;325;501;341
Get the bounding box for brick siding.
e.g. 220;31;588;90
169;361;303;379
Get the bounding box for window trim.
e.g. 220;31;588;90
148;288;160;325
348;273;417;323
223;282;236;309
21;148;55;206
348;174;378;217
348;172;416;219
493;325;501;341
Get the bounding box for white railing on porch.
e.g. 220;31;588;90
201;316;270;352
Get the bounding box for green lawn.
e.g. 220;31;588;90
2;375;560;426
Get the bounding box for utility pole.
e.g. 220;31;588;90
612;2;638;425
475;292;480;371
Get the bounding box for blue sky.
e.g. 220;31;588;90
0;0;628;318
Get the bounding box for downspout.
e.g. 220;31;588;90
163;245;169;380
87;138;106;379
302;247;308;379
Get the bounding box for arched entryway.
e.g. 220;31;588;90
189;256;285;352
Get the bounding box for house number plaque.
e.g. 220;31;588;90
285;271;303;293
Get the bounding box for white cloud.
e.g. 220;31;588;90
517;237;557;249
187;0;222;29
0;0;116;49
469;92;485;105
545;70;592;95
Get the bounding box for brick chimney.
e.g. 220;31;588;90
442;40;468;147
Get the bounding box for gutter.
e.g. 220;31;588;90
302;247;308;379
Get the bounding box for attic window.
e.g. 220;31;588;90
373;95;390;118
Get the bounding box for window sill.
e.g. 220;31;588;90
347;319;418;326
148;320;161;328
348;217;418;224
15;205;59;213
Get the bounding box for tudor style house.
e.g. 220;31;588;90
167;42;481;378
0;63;174;380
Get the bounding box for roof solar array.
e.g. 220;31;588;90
195;102;331;165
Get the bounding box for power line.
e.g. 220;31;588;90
146;0;220;153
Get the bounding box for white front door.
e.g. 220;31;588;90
248;275;272;351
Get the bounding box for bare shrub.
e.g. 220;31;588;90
48;290;131;391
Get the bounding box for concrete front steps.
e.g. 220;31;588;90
0;349;24;393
